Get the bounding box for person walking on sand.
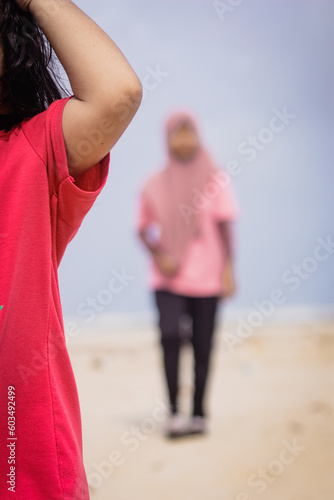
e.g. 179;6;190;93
0;0;142;498
138;111;239;438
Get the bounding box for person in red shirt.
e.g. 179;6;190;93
0;1;142;498
138;111;239;438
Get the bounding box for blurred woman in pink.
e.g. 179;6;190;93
138;110;239;438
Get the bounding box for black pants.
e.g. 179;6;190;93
155;290;219;418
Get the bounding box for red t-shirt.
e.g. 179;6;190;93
0;98;109;499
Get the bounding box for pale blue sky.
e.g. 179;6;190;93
58;0;334;320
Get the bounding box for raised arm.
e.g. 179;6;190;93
16;0;142;176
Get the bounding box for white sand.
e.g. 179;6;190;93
67;322;334;500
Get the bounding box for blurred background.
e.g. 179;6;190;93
57;1;334;499
59;0;334;331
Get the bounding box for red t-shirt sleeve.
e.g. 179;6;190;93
22;97;110;264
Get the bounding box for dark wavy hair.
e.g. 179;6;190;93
0;0;68;130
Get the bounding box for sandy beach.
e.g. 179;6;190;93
67;321;334;500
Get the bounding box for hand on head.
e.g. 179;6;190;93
13;0;33;12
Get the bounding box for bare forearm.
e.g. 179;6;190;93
219;221;235;262
29;0;141;104
219;222;237;298
16;0;142;173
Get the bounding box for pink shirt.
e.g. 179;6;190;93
138;174;239;297
0;98;109;499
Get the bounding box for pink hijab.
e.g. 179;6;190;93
142;110;219;265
